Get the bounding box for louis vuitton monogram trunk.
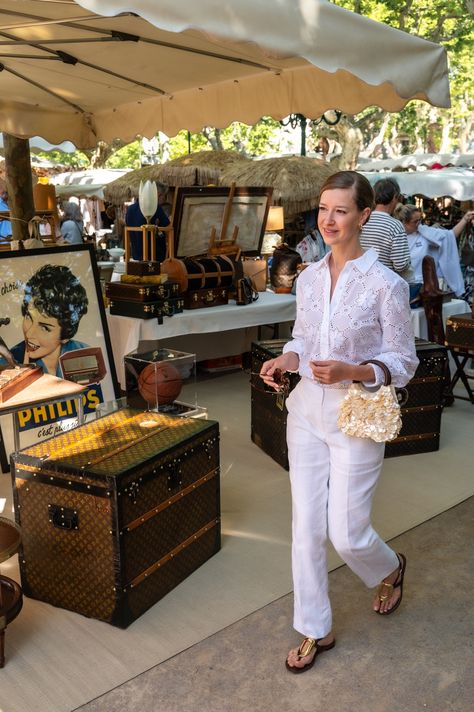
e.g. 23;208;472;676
11;408;220;628
251;338;446;467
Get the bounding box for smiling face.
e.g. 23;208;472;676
318;187;371;250
22;303;65;362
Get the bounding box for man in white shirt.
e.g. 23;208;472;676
360;178;411;277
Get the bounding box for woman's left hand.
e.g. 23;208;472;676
310;360;376;385
309;360;352;384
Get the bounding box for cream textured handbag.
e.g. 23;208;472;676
337;359;403;443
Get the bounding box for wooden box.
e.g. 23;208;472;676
127;260;161;276
0;365;42;403
11;408;220;628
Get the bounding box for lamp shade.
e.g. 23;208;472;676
265;206;284;232
138;180;158;223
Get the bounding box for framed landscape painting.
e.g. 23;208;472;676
0;244;119;471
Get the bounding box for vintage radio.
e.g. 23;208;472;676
444;312;474;353
109;299;164;321
250;339;447;468
11;408;220;628
59;347;107;385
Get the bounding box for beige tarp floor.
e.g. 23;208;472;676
0;370;472;712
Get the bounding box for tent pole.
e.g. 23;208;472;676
3;133;35;242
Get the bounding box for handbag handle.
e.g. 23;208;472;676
359;359;392;386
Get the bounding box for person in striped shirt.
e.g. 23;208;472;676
360;178;411;278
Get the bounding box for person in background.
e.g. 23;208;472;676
0;188;12;242
125;181;170;261
60;201;85;244
360;177;411;277
296;209;329;263
394;204;473;298
260;171;418;674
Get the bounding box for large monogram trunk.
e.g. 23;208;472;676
250;340;300;469
384;340;447;457
11;408;220;628
250;339;447;468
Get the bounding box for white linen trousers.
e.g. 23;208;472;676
286;376;399;639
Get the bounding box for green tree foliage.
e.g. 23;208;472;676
332;0;474;155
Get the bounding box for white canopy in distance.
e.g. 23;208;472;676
359;154;474;172
361;169;474;202
0;0;450;148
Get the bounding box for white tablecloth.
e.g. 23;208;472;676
107;293;470;388
107;292;296;387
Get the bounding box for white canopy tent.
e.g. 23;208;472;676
50;168;130;199
360;168;474;201
0;0;450;148
358;153;474;172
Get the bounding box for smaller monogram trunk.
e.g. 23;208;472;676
11;409;220;627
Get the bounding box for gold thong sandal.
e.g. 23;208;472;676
285;636;336;674
375;553;407;616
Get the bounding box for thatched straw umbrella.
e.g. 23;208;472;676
104;150;250;204
219;156;337;217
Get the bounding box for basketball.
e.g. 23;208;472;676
137;362;182;405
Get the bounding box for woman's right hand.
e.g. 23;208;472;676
259;352;299;391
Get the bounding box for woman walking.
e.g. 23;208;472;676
260;171;418;673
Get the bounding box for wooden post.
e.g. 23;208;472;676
2;133;35;242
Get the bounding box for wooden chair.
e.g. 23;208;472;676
419;256;453;405
0;517;23;668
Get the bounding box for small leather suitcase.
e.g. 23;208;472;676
161;297;184;316
183;287;229;310
106;282;170;303
444;312;474;353
11;408;220;627
109;299;164;321
127;260;161;276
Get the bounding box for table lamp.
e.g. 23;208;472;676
262;206;284;255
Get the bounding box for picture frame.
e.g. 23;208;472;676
0;244;120;471
172;186;273;258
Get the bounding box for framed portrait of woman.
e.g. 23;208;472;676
0;244;119;471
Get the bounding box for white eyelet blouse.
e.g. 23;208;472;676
283;248;419;387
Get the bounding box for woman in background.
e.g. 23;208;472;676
60;202;84;245
395;203;473;298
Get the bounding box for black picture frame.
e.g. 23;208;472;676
0;244;119;471
171;186;273;258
